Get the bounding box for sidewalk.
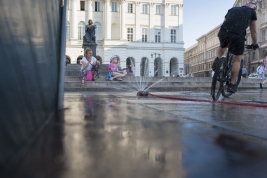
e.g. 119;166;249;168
9;91;267;178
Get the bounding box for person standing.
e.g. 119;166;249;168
257;63;265;79
242;65;247;78
211;70;215;78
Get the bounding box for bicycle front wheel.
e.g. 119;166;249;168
211;57;226;101
222;60;243;97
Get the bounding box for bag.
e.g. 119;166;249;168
106;71;112;80
85;70;93;81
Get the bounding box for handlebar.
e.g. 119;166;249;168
245;44;259;50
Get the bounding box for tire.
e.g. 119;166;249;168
211;57;226;101
222;60;243;97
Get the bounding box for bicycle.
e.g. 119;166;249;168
211;44;255;101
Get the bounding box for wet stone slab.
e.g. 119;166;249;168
10;91;267;178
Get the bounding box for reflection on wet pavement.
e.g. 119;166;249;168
11;90;267;178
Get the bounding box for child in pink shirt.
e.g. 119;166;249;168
108;56;127;81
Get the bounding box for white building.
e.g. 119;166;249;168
66;0;184;76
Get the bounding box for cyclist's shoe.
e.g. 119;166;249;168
227;83;236;93
260;83;263;89
212;57;220;71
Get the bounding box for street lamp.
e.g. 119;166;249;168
151;52;161;58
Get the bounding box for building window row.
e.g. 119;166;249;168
127;28;177;43
75;1;179;15
127;3;178;15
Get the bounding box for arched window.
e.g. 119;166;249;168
94;22;102;41
66;21;70;40
78;21;86;40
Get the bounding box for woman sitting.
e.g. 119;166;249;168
81;48;100;86
108;55;127;81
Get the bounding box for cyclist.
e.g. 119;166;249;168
212;2;259;93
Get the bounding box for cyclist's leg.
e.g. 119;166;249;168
228;35;244;93
230;55;242;85
212;30;228;71
217;46;227;58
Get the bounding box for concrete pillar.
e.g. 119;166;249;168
71;0;78;39
149;3;154;42
135;58;140;76
178;4;183;43
148;57;154;76
120;0;126;40
87;0;92;21
105;0;111;39
163;3;170;42
135;2;141;41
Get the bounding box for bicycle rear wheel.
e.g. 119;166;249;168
211;57;226;101
222;60;243;97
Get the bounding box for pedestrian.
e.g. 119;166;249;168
260;79;267;89
242;65;247;78
263;57;267;76
257;63;265;79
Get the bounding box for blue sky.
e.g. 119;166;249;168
183;0;236;49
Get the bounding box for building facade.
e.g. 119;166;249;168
66;0;184;77
184;0;267;77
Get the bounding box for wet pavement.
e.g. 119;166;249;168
10;90;267;178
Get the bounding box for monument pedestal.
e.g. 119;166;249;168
82;43;98;58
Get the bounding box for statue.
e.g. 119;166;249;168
83;19;96;43
82;19;98;58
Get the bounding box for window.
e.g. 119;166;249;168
95;1;100;11
142;28;147;42
128;3;133;13
95;22;102;40
112;2;117;12
142;4;148;14
262;29;266;41
171;5;176;15
66;21;70;40
127;28;133;41
80;1;85;11
171;29;176;43
78;22;85;40
155;29;161;42
156;5;160;14
263;13;266;23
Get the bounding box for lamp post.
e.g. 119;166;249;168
151;52;161;58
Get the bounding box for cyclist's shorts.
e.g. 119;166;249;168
218;30;245;55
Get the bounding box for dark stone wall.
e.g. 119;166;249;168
0;0;62;174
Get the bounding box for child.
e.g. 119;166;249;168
108;56;127;81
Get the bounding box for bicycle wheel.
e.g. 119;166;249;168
211;57;226;101
222;60;243;97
